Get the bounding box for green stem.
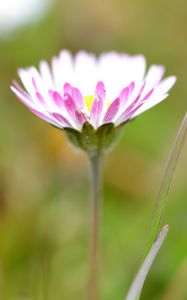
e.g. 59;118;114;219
88;151;102;300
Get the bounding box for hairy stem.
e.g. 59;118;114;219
88;151;102;300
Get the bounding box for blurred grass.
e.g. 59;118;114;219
0;0;187;299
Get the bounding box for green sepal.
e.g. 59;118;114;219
81;122;99;153
63;122;123;154
97;122;123;150
63;127;82;149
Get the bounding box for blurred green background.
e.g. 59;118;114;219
0;0;187;299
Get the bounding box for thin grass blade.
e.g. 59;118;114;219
145;113;187;254
125;225;169;300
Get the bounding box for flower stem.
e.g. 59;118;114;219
88;151;102;300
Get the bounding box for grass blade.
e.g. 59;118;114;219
125;225;169;300
146;113;187;254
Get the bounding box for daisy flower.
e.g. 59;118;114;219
11;50;176;152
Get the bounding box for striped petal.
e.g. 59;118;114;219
103;98;120;124
64;94;86;128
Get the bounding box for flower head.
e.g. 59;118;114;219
11;50;176;153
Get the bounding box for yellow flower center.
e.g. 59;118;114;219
84;95;95;111
84;95;110;112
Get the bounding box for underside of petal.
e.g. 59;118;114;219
103;98;120;124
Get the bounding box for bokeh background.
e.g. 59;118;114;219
0;0;187;299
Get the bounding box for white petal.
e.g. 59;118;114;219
154;76;177;97
11;86;62;127
123;54;146;93
133;76;176;117
132;93;169;118
11;85;36;108
18;68;36;97
142;65;165;97
52;50;74;90
98;52;146;100
145;65;165;85
39;60;55;89
74;51;97;95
